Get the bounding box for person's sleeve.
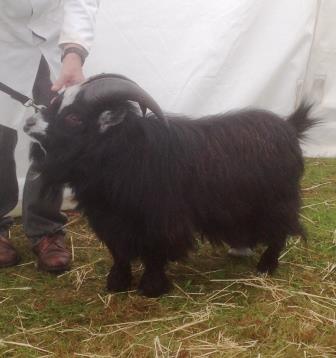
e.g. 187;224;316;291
58;0;100;53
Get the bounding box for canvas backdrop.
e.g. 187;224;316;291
10;0;336;215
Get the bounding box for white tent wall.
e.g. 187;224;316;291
85;0;317;113
300;0;336;156
10;0;335;216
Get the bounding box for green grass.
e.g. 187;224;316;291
0;159;335;357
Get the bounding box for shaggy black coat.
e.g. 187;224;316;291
29;98;316;297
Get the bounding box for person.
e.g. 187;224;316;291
0;0;100;272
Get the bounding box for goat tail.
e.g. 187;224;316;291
287;102;319;140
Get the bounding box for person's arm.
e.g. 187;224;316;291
52;0;100;91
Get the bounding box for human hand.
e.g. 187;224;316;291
51;52;85;92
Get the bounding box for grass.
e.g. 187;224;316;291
0;158;335;357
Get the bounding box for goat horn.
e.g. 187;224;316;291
83;73;139;86
81;74;167;125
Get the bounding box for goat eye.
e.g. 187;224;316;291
64;113;82;127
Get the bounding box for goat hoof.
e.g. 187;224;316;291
138;272;171;298
107;267;132;292
257;257;278;274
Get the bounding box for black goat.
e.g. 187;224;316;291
24;74;317;297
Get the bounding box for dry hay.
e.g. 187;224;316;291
1;159;335;357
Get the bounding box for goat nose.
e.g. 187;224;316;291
26;117;36;126
23;116;37;133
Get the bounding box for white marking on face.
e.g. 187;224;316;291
58;84;81;113
25;112;48;136
24;114;48;158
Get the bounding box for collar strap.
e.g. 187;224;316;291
0;81;45;112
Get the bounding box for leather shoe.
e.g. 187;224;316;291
33;233;71;273
0;233;20;268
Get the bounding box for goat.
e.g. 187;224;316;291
24;73;317;297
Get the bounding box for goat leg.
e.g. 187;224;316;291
138;255;170;298
257;237;286;274
107;255;132;293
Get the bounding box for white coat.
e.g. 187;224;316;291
0;0;100;130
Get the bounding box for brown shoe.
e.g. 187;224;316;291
33;233;71;273
0;234;20;268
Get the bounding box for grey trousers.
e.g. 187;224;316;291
0;56;67;244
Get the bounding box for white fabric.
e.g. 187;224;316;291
85;0;336;153
0;0;99;215
300;0;336;156
0;0;99;129
60;0;100;51
87;0;317;113
85;0;336;155
2;0;336;216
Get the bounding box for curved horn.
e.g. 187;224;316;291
83;73;139;86
81;74;167;125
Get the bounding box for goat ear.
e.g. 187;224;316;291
98;109;127;132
